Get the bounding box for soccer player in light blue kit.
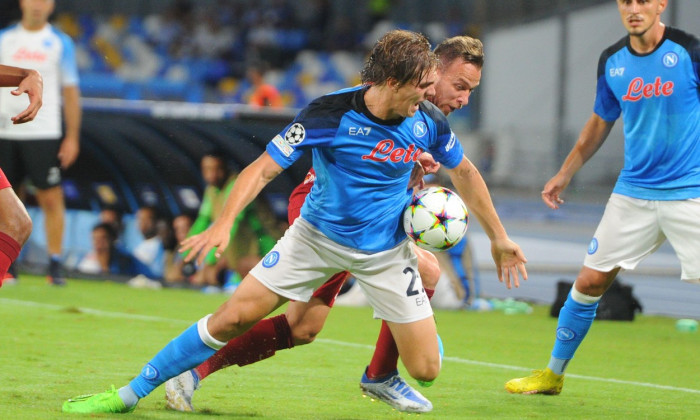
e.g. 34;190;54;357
506;0;700;395
62;30;528;414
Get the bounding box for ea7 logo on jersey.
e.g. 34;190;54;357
349;126;371;136
609;67;625;77
285;123;306;145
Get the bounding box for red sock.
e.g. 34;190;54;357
0;232;21;286
194;314;293;380
366;288;435;379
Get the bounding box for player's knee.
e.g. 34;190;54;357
574;271;616;297
210;309;259;341
290;324;322;345
1;201;33;246
406;359;440;383
37;187;64;212
16;210;32;245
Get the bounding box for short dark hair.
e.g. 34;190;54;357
434;35;484;69
93;222;118;243
361;30;438;88
202;148;228;163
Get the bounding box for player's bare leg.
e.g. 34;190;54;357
165;273;346;411
0;185;32;286
366;246;439;376
360;245;439;412
505;266;618;394
35;185;66;285
66;273;289;414
360;317;439;413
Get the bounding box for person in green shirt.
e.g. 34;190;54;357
185;150;275;290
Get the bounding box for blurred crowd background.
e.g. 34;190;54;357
3;0;699;306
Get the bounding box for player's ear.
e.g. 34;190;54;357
387;77;400;92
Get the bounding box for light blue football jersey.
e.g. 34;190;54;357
266;85;464;252
594;27;700;200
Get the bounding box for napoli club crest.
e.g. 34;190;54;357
587;238;598;255
262;251;280;268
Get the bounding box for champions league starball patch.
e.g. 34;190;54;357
284;123;306;145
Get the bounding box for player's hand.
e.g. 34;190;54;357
491;237;528;289
417;152;440;175
58;136;80;169
10;70;43;124
408;153;440;190
541;173;570;210
180;222;231;265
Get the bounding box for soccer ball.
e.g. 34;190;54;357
403;186;469;252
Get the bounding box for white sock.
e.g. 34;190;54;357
118;385;139;408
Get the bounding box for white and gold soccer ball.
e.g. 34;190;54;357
403;186;469;252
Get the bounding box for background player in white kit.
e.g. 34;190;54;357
506;0;700;395
0;0;81;285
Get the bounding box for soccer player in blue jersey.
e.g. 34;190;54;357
506;0;700;395
163;35;488;414
62;30;528;414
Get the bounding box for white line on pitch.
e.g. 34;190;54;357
3;297;699;395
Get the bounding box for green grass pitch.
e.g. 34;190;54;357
1;275;699;419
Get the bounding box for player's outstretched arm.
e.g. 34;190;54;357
180;151;283;265
542;113;614;209
0;64;43;124
446;156;527;289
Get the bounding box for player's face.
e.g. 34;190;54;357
137;209;156;236
432;58;482;117
20;0;54;28
173;215;192;243
92;228;111;253
201;156;227;188
617;0;666;37
393;69;438;118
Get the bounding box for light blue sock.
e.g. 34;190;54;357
548;291;598;375
118;385;139;408
129;315;226;398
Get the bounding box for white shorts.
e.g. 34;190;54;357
584;193;700;283
249;217;434;323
